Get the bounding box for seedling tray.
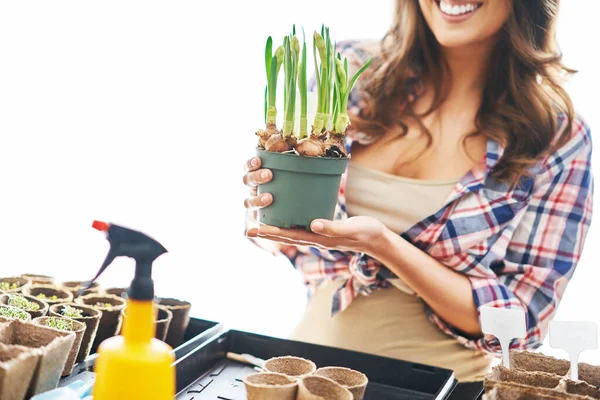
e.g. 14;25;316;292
175;329;458;400
58;317;222;389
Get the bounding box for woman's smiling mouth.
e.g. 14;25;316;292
436;1;483;22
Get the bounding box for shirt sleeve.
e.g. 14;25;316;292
427;117;593;353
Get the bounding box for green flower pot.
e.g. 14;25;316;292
256;149;349;230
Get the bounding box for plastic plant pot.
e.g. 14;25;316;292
0;277;30;294
32;316;86;376
263;356;317;379
49;303;101;363
314;367;368;400
297;375;353;400
22;285;73;306
0;343;42;400
0;305;31;321
156;297;191;348
60;281;102;299
243;372;298;400
20;274;55;285
75;294;125;353
0;294;48;319
256;149;349;230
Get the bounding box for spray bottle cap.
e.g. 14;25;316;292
79;221;167;300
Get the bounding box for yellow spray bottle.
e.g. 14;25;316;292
80;220;175;400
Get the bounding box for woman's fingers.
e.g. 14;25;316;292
243;168;273;187
245;157;262;172
244;193;273;210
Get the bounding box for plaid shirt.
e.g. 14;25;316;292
249;41;593;354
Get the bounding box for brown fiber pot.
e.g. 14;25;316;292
314;367;368;400
104;287;128;298
157;297;191;347
22;285;73;306
297;375;353;400
60;281;102;299
0;294;49;319
0;318;75;397
20;274;55;285
49;303;102;362
32;316;86;376
0;277;30;294
119;304;173;342
243;372;298;400
0;305;31;321
0;343;42;400
75;294;125;353
264;356;317;379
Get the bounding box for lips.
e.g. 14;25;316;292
435;0;483;21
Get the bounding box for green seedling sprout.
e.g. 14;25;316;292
62;305;83;318
44;316;76;331
7;294;40;311
312;26;335;135
264;28;300;153
257;36;285;148
298;28;308;140
95;302;113;309
0;305;29;320
37;293;59;301
0;282;19;291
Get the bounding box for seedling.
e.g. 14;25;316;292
37;293;59;301
62;305;84;318
43;316;76;331
95;302;113;309
0;282;18;291
7;294;40;311
0;305;29;320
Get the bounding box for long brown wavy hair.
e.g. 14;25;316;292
351;0;575;182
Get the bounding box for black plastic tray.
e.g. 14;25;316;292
175;329;458;400
58;317;223;389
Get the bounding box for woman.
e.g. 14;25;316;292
244;0;592;382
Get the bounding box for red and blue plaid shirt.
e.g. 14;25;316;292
249;41;593;354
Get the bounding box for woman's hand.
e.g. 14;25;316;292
243;156;273;223
246;216;389;257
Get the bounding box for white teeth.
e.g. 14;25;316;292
439;1;479;16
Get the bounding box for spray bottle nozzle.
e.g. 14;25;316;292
79;221;167;300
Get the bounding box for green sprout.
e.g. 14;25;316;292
7;294;40;311
43;317;76;331
265;38;284;126
0;282;19;291
37;293;59;301
312;26;335;135
62;305;83;318
298;28;308;140
0;305;29;320
95;302;113;309
332;53;373;134
282;33;300;139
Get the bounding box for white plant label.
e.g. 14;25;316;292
480;306;527;368
550;320;598;381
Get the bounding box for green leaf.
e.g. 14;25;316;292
293;24;296;36
265;36;273;83
348;56;373;92
264;85;268;124
269;55;278;106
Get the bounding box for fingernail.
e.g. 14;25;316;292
261;170;270;179
261;194;271;204
251;158;258;167
311;221;324;232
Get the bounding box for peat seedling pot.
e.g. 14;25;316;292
156;297;191;348
22;285;73;306
0;305;31;321
32;316;86;376
49;303;101;363
297;375;353;400
104;287;128;298
0;277;30;294
20;273;55;286
256;149;348;230
61;281;102;299
243;372;298;400
263;356;317;379
0;343;42;400
0;294;48;319
75;294;125;353
314;367;368;400
119;304;173;342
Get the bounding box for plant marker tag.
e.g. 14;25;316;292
480;306;527;368
549;321;598;381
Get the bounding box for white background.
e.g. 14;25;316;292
0;1;598;363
